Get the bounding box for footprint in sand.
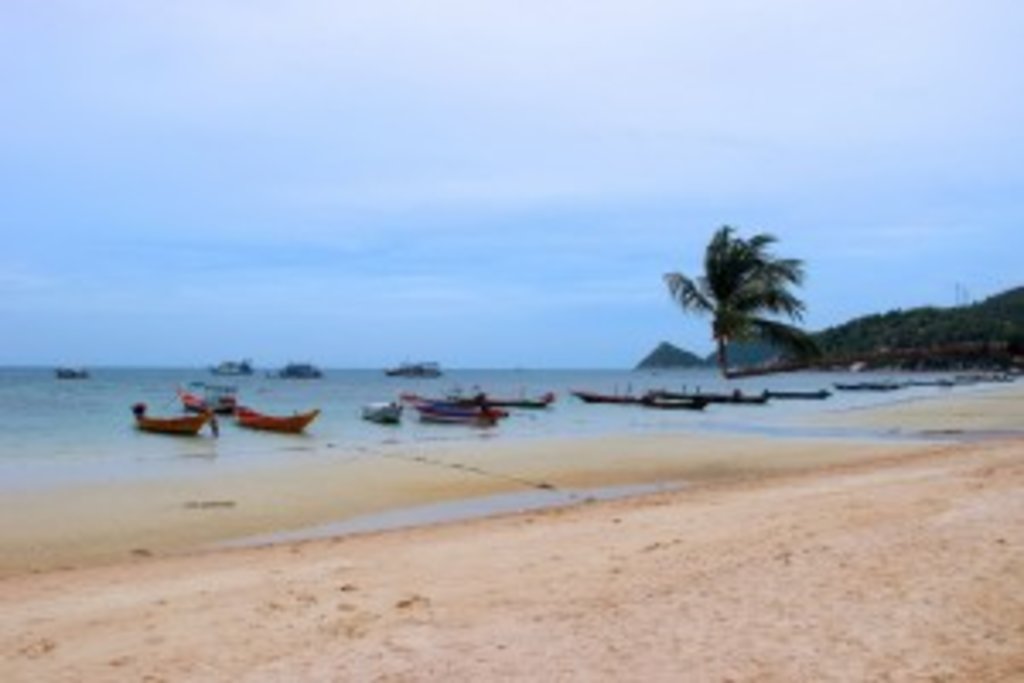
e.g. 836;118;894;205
18;637;57;659
395;594;431;610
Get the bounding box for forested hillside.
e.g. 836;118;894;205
816;286;1024;355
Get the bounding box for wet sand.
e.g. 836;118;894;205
0;432;921;577
1;383;1022;680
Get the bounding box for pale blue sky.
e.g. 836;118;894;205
2;1;1022;367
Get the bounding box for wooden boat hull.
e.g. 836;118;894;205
236;408;320;433
650;390;769;405
833;383;902;392
481;392;556;409
413;404;501;426
640;396;708;410
135;413;211;436
571;390;641;405
763;390;832;400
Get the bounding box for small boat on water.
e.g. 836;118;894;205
476;392;556;409
412;402;504;426
833;381;903;392
570;390;642;405
385;361;442;378
178;384;239;415
275;363;323;379
235;406;321;433
762;389;832;400
55;367;89;380
649;389;769;405
401;393;510;420
132;403;212;436
362;401;403;425
210;359;254;376
443;390;556;410
639;394;708;411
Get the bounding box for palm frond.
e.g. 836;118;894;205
664;272;714;315
748;318;822;360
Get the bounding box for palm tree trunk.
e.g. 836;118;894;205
716;337;729;378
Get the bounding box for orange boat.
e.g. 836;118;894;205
132;403;212;436
235;406;320;434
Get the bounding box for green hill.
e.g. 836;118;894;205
816;286;1024;356
644;286;1023;373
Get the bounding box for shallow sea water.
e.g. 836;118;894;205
0;366;984;490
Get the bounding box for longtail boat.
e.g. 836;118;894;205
441;391;555;410
400;393;511;419
649;389;769;405
833;382;902;392
570;390;641;405
132;403;212;436
476;392;556;409
639;394;708;410
412;402;503;426
235;407;320;433
762;389;832;400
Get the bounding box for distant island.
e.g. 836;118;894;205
642;285;1024;372
635;342;706;370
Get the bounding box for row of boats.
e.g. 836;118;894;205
128;370;1020;437
571;387;830;409
210;360;443;379
59;361;445;381
131;382;833;437
832;372;1018;392
131;384;558;436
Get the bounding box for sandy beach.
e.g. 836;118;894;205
2;384;1022;681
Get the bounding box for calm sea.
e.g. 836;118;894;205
0;366;961;489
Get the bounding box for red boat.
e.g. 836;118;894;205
132;403;212;436
235;406;321;433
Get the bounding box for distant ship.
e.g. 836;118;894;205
276;362;323;379
210;359;254;376
385;362;442;378
55;367;89;380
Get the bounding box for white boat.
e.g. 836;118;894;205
210;359;254;376
362;401;403;424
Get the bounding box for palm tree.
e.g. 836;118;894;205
664;226;819;377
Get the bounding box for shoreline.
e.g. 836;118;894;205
1;382;1022;577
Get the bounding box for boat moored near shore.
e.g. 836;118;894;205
235;406;321;433
132;403;213;436
361;401;403;425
